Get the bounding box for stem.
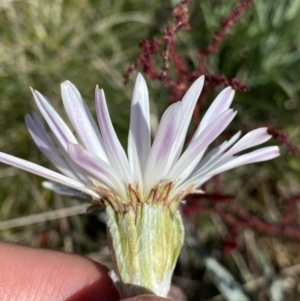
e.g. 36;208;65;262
106;203;184;298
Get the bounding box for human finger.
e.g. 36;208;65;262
0;241;119;301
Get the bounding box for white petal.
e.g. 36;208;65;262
95;87;133;184
220;131;242;151
191;128;271;180
144;102;182;193
31;89;78;152
181;76;205;122
128;73;151;182
42;181;89;198
191;131;242;175
32;112;56;147
67;143;127;199
208;146;280;176
32;91;108;187
225;128;271;156
192;86;235;141
25;114;78;180
29;112;89;185
167;76;205;170
61;81;109;162
187;146;280;189
0;152;99;198
169;109;237;183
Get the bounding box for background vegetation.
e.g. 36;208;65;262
0;0;300;300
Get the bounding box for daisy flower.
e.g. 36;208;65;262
0;74;279;298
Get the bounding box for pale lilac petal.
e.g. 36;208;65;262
0;152;99;198
29;113;89;184
95;87;133;184
144;102;182;192
192;87;235;141
68;143;127;199
225;128;271;156
210;146;280;175
42;181;89;198
190;128;271;180
219;131;242;152
181;76;205;122
32;90;105;185
32;89;113;187
25;114;78;180
128;73;151;181
167;76;205;169
31;89;78;152
191;131;242;175
186;146;280;190
169;109;237;183
61;81;108;162
32;112;56;147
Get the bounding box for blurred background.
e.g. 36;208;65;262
0;0;300;300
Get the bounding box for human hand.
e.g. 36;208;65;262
121;296;171;301
0;242;180;301
0;241;120;301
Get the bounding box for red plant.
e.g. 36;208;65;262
182;192;300;255
268;126;300;155
125;0;300;255
200;0;253;56
124;0;251;105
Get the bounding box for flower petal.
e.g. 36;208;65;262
0;152;99;198
25;114;78;180
185;146;280;191
95;87;133;184
29;112;91;185
144;102;182;193
191;128;272;181
169;109;237;183
67;143;127;199
191;86;235;141
225;128;271;156
42;181;89;198
31;112;57;147
128;73;151;182
191;131;242;175
200;146;280;184
61;81;108;162
166;76;205;170
31;89;78;152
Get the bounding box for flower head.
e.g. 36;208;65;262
0;74;280;297
0;74;279;210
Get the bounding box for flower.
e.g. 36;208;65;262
0;74;279;205
0;74;279;297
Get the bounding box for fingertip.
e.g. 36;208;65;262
0;242;119;301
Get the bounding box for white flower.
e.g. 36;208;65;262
0;74;279;206
0;74;280;298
